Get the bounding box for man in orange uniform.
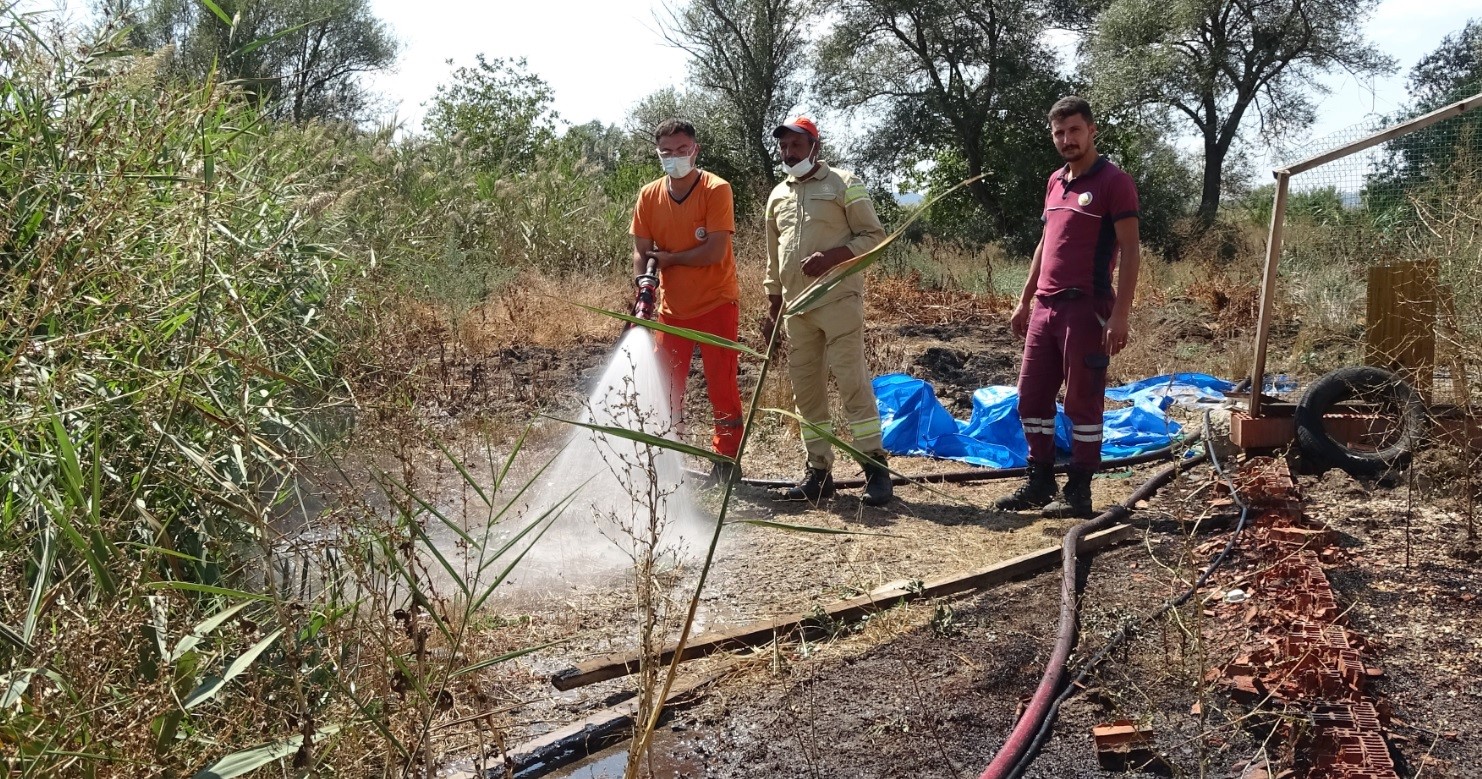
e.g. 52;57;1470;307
630;119;744;486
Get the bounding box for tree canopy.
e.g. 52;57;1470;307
656;0;816;205
816;0;1068;252
100;0;397;123
424;55;559;174
1085;0;1395;226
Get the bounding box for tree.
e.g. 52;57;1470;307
1084;0;1394;226
815;0;1069;252
1410;20;1482;112
1093;108;1198;252
98;0;397;123
424;55;559;174
1376;21;1482;187
656;0;815;203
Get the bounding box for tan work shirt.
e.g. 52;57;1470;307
763;162;887;308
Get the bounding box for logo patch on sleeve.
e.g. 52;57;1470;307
695;226;708;240
1078;192;1093;207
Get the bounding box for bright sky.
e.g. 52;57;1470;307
368;0;690;132
1307;2;1482;136
366;0;1482;162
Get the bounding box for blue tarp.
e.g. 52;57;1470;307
875;372;1234;468
1104;372;1234;406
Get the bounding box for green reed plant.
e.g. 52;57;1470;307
0;10;573;777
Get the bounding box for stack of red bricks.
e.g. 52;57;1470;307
1204;459;1399;779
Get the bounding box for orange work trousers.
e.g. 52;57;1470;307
656;301;744;458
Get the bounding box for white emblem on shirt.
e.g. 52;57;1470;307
695;226;707;240
1078;192;1093;207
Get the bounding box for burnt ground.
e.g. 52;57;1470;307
381;312;1482;778
559;467;1482;779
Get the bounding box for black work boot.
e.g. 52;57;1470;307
993;461;1058;512
861;455;894;507
783;467;836;503
1043;470;1095;518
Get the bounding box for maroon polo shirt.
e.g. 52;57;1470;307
1037;156;1139;299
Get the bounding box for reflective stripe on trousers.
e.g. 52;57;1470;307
1015;293;1113;471
784;293;885;470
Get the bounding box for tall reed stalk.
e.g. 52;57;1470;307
571;177;982;777
0;12;572;777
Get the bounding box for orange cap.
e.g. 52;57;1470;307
772;116;819;139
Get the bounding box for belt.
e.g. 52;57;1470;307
1040;287;1087;300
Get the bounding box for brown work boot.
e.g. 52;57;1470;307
1042;470;1095;518
994;461;1057;512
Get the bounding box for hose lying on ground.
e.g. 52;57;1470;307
702;435;1198;491
983;414;1252;779
976;429;1206;779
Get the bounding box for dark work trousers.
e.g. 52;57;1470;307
1015;292;1114;472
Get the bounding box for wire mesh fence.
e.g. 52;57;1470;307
1266;92;1482;410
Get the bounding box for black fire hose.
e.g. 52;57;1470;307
729;435;1199;491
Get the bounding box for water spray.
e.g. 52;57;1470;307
493;250;710;592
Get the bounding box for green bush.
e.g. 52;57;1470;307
0;12;367;764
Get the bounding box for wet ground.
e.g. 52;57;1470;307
511;465;1482;779
357;306;1481;778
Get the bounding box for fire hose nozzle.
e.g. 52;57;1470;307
629;258;660;327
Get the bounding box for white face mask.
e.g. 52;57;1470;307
783;143;816;178
660;154;694;179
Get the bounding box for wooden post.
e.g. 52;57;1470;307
1366;260;1437;399
1249;172;1291;418
1241;90;1482;419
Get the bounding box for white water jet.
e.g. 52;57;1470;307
495;328;710;590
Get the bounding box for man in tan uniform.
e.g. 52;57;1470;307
761;116;893;506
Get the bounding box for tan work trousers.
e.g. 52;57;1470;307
784;293;885;470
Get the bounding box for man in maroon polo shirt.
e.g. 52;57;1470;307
995;96;1141;518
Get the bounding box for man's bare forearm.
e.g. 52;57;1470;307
656;233;732;268
1019;240;1044;305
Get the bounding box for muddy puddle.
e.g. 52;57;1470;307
540;731;703;779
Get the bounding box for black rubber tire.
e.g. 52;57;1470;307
1294;366;1427;478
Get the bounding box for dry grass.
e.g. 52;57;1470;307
864;269;1009;326
479;271;631;349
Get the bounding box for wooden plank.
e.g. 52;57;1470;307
441;665;730;779
1366;260;1436;398
1249;172;1291;418
549;524;1138;691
